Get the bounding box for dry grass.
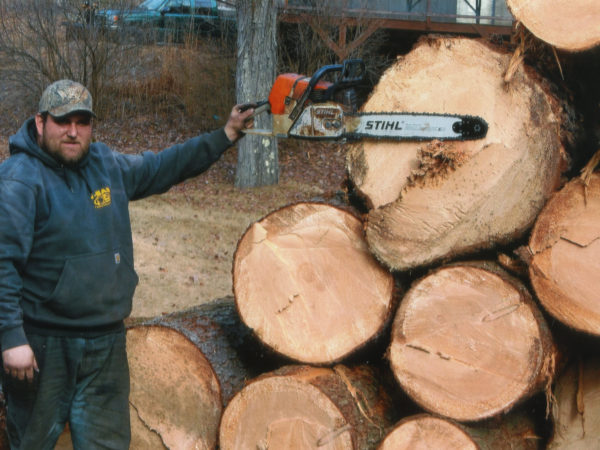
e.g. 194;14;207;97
101;39;236;129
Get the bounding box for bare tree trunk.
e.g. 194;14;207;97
235;0;279;188
387;262;558;422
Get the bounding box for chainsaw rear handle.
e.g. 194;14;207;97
238;100;270;114
288;59;366;121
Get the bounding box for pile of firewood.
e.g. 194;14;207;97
8;3;598;449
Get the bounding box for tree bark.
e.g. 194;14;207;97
142;297;283;406
528;173;600;336
346;36;568;271
548;353;600;449
232;202;396;365
387;262;558;422
219;364;399;450
507;0;600;52
235;0;279;188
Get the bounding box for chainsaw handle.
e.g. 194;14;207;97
338;59;366;86
238;100;269;114
288;59;366;121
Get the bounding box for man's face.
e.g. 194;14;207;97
35;112;92;167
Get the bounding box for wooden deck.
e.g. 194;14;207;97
278;1;514;38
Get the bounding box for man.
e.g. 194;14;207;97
0;79;253;449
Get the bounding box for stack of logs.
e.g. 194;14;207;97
129;32;599;449
3;2;600;449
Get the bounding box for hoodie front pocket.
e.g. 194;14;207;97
47;250;139;320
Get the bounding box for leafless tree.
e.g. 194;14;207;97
0;0;140;114
235;0;278;188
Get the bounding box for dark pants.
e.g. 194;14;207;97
3;331;130;450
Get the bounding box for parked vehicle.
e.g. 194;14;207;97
66;0;233;43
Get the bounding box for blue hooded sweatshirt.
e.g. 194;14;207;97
0;118;232;351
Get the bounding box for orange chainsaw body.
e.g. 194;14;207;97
268;73;332;115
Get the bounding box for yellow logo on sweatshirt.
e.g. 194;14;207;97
91;187;111;209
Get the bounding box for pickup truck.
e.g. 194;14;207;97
67;0;234;43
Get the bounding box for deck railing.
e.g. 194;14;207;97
279;0;514;34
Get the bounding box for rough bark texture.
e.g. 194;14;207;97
346;36;567;271
507;0;600;52
462;409;544;450
219;364;399;450
528;173;600;336
233;202;395;364
142;297;282;406
127;326;222;450
548;353;600;449
235;0;279;187
387;262;557;422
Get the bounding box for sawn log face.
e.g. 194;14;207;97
219;364;399;450
387;262;557;422
529;174;600;336
346;36;567;271
233;202;395;364
507;0;600;52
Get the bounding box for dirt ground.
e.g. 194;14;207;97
127;137;347;319
0;121;347;320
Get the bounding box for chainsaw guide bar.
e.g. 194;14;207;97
243;59;489;143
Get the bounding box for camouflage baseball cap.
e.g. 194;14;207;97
38;79;95;118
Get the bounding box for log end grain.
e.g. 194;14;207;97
507;0;600;52
233;203;395;364
346;36;567;271
127;325;222;449
529;174;600;336
219;365;397;450
388;264;557;422
377;414;477;450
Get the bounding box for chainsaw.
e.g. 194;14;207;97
241;59;488;142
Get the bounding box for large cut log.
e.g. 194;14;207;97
528;173;600;336
388;262;558;422
127;326;222;450
377;411;542;450
548;353;600;449
219;364;399;449
507;0;600;52
232;202;396;365
346;36;567;271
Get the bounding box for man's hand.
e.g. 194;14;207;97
3;344;39;382
224;104;255;143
